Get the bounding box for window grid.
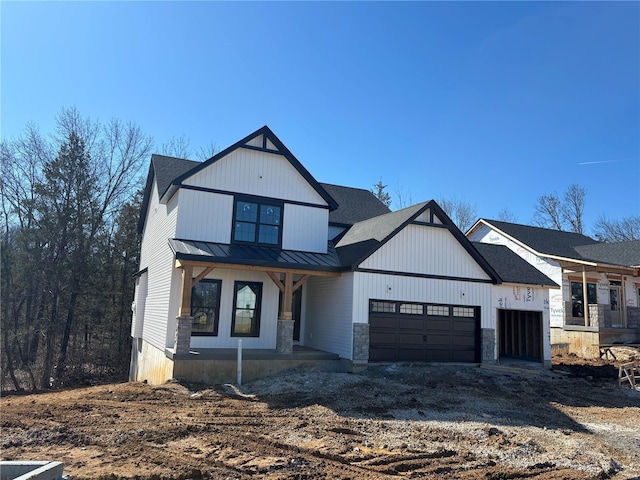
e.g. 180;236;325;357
190;279;222;336
453;307;475;318
427;305;449;316
399;303;424;315
371;301;396;313
233;198;282;247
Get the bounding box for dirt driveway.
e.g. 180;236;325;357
2;355;639;479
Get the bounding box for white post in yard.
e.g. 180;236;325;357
237;339;242;386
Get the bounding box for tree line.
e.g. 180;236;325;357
372;181;639;240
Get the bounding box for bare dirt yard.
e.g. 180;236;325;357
2;351;639;480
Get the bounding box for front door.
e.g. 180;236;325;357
609;284;622;327
279;287;302;341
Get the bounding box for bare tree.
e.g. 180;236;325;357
161;135;191;159
593;215;640;242
534;184;587;233
534;193;563;230
438;196;478;232
497;208;518;223
393;185;414;210
561;184;586;234
196;141;219;161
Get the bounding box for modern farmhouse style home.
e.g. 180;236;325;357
129;127;557;384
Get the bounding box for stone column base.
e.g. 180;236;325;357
481;328;496;364
175;316;193;354
353;323;370;364
276;319;294;354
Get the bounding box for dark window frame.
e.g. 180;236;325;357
190;279;222;336
231;281;263;337
570;281;597;318
232;195;283;247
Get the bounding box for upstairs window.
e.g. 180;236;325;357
233;198;282;247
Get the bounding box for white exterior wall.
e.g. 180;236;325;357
182;268;280;350
352;271;493;328
362;225;492;281
136;182;179;350
491;284;552;363
131;272;147;338
282;204;329;253
175;190;233;243
468;224;565;327
353;223;494;329
305;274;355;359
182;148;327;206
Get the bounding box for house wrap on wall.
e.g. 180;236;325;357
130;126;558;385
467;220;640;357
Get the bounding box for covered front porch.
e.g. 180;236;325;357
166;238;345;383
167;345;349;384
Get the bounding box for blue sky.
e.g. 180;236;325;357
2;1;638;234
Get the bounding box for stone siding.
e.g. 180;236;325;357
481;328;496;364
276;320;294;354
352;323;370;365
174;316;193;354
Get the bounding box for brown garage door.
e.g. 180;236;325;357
369;300;480;363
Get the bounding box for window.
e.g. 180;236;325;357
399;303;424;315
371;301;396;313
427;305;450;316
233;198;282;246
191;279;222;336
570;281;597;317
231;281;262;337
453;307;475;318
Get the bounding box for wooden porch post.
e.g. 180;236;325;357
582;267;589;327
282;272;294;321
180;265;194;317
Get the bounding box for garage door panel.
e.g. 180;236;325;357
398;318;425;330
452;320;476;332
398;333;425;345
370;347;397;362
398;348;426;362
369;316;397;329
425;319;451;331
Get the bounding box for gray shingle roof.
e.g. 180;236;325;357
335;203;427;266
319;183;391;226
479;220;599;259
152;154;199;199
574;240;640;267
169;239;341;272
472;243;558;287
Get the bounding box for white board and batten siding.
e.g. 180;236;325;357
305;274;355;359
136;180;179;351
175;189;233;243
186;268;281;350
467;223;564;327
182;148;328;206
354;224;493;328
491;283;552;362
361;225;492;280
282;204;329;253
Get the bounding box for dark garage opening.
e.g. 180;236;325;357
498;309;542;362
